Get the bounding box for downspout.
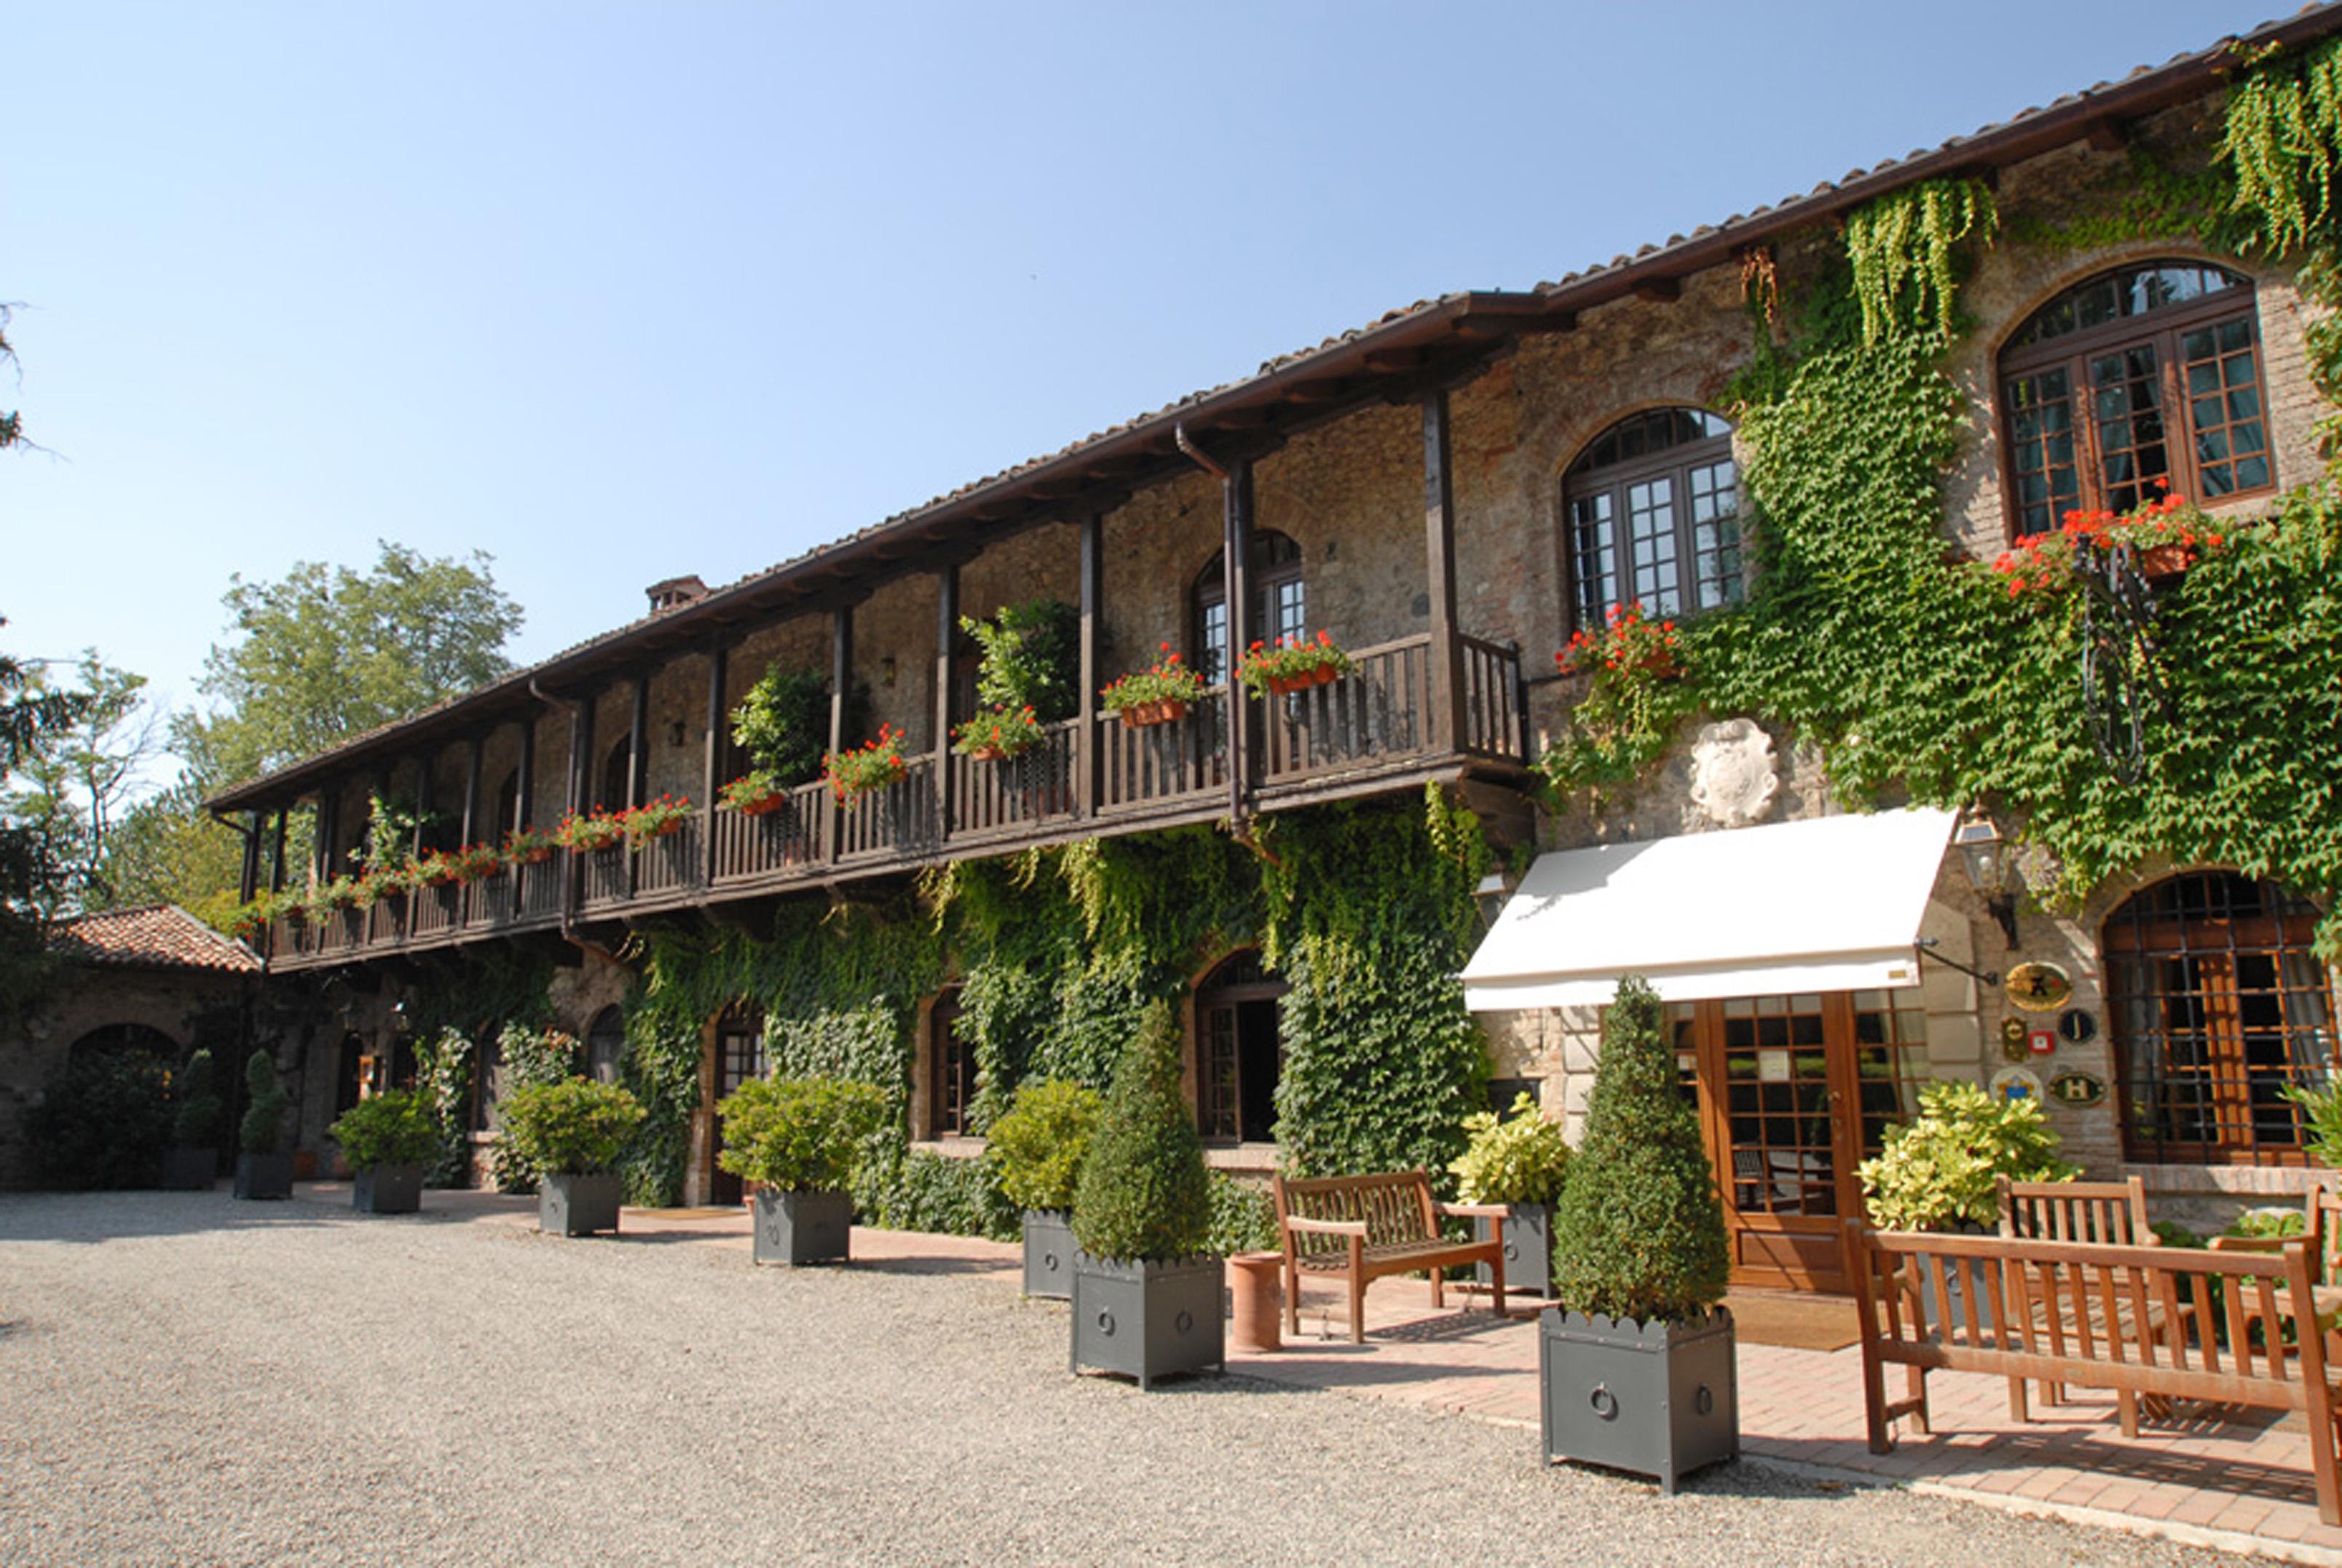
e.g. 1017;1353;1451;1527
1175;422;1254;837
1174;421;1228;481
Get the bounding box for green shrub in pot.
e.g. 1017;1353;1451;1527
233;1050;294;1200
500;1077;645;1236
1449;1090;1572;1297
330;1090;443;1170
1857;1080;2074;1232
987;1078;1105;1297
717;1076;886;1266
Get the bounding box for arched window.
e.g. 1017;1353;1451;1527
2001;261;2271;536
1196;950;1288;1144
596;740;634;813
1563;409;1740;631
1193;531;1304;687
492;768;521;837
585;1006;626;1086
67;1023;179;1068
2106;871;2336;1164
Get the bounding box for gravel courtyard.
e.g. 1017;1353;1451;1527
0;1191;2250;1567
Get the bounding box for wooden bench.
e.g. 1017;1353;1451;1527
1847;1214;2342;1525
1271;1169;1507;1344
1997;1175;2160;1419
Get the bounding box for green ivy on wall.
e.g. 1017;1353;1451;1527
1535;36;2342;953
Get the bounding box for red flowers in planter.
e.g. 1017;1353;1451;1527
1556;602;1681;679
1992;489;2228;602
824;724;909;804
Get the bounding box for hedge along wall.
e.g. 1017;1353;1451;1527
604;787;1492;1232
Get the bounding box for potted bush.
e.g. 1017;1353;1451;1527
1449;1091;1572;1299
328;1089;442;1214
986;1078;1105;1299
716;1076;888;1266
233;1049;294;1200
1069;1001;1222;1390
499;1077;646;1237
161;1049;223;1191
1543;977;1735;1494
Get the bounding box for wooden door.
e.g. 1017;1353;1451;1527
1673;990;1931;1294
709;1021;766;1205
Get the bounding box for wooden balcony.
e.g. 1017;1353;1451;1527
255;633;1527;971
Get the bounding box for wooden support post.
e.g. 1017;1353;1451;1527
515;715;537;918
313;789;336;887
237;811;262;903
1223;460;1254;819
1423;389;1464;757
626;676;648;898
829;602;853;867
703;641;728;886
934;561;959;842
411;754;432;861
269;809;288;894
1078;511;1103;820
565;698;593;924
461;736;483;847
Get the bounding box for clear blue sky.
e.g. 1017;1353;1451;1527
4;0;2295;769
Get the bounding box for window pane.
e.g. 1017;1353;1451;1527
2005;369;2080;534
2089;344;2169;513
1687;457;1742;610
1626;476;1681;615
2177;314;2270;503
1570;492;1616;631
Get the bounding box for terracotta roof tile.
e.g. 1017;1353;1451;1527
49;905;262;974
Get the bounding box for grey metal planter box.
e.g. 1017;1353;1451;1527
233;1151;294;1200
753;1189;853;1266
1477;1202;1553;1298
353;1163;424;1215
161;1146;217;1191
1022;1209;1075;1299
540;1172;623;1237
1540;1307;1738;1494
1070;1253;1225;1390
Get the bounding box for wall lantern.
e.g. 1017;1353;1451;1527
880;656;898;688
1952;812;2023;950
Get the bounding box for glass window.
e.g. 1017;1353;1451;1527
1564;409;1740;631
1194;531;1305;685
2000;261;2271;535
2106;872;2337;1165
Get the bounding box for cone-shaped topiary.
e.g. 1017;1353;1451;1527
1071;1001;1210;1263
1550;976;1728;1323
240;1050;289;1156
173;1049;222;1149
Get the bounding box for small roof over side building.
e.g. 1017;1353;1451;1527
47;905;263;974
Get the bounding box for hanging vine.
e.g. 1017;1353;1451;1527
1843;176;1998;343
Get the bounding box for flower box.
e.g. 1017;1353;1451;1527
1236;631;1352;698
1102;645;1208;723
2136;542;2193;581
1117;698;1189;729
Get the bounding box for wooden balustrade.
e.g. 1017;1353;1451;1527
1096;690;1227;815
952;720;1080;838
259;630;1529;970
1258;637;1430;784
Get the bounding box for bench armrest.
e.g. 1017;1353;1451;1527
2209;1235;2287;1253
1435;1202;1510;1221
1283;1216;1370;1239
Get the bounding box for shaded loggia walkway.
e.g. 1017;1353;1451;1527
295;1184;2342;1564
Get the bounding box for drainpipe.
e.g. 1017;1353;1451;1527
1174;422;1227;481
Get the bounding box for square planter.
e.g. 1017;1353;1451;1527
233;1151;294;1201
1022;1209;1075;1300
352;1163;425;1215
1540;1307;1738;1494
539;1172;623;1237
161;1146;218;1191
753;1188;853;1266
1070;1253;1225;1390
1477;1202;1554;1299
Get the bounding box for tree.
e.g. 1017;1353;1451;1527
177;540;524;790
1;652;163;915
0;618;95;1021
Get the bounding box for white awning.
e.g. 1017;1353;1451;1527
1460;807;1958;1012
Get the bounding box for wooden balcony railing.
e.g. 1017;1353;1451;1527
256;633;1526;969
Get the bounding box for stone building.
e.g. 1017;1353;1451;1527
0;906;263;1188
200;10;2342;1291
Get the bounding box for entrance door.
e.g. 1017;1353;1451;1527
709;1018;766;1205
1672;990;1930;1293
1196;950;1286;1145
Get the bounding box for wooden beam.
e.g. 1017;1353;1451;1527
1631;277;1681;303
703;640;728;887
269;809;289;894
1078;510;1103;822
933;561;959;841
1423;389;1462;758
1363;347;1428;373
1279;379;1353;404
828;604;853;869
2086;117;2131;152
461;734;483;848
1223;460;1255;822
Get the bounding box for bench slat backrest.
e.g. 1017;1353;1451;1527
1273;1170;1438;1263
1848;1211;2334;1408
1996;1175;2154;1247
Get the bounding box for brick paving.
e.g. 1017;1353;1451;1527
317;1185;2341;1564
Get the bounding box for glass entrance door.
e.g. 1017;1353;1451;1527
1672;990;1929;1293
709;1019;765;1206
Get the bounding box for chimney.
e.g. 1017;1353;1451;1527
645;575;709;615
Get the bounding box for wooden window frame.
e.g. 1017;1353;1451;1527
1999;264;2274;537
1562;409;1740;637
2105;872;2338;1167
1193;531;1304;688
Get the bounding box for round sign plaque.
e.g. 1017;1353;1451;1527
2058;1008;2097;1045
2004;961;2074;1014
1990;1065;2044;1103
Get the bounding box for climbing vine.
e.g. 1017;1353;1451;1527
1535;39;2342;953
1843;176;1997;343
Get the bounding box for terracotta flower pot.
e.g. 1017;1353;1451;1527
967;744;1007;763
739;792;791;817
2137;542;2192;581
